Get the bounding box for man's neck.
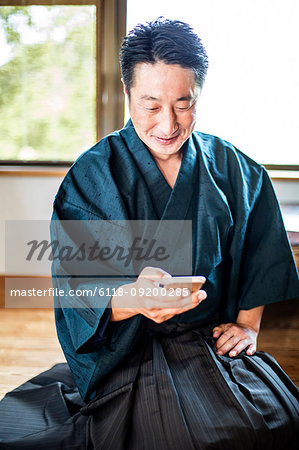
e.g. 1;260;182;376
153;151;183;189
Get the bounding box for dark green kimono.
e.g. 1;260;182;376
0;120;298;449
51;119;298;401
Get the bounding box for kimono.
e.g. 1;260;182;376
0;120;298;449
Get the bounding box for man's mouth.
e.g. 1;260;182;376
153;135;179;145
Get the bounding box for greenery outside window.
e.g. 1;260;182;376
0;0;125;164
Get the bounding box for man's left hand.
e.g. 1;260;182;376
212;323;258;357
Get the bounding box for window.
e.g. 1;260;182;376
127;0;299;166
0;0;125;163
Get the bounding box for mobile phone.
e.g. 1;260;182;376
160;276;206;292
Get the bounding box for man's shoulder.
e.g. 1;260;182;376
192;130;264;178
54;127;129;211
72;127;127;168
61;124;132;184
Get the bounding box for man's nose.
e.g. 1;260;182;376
158;108;178;136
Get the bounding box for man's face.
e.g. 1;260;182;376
126;61;200;159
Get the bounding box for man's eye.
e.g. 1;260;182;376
146;107;159;111
176;105;190;111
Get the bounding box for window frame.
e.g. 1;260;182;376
0;0;126;165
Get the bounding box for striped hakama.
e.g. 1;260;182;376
0;320;298;449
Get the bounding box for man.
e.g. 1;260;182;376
0;17;298;450
110;33;264;360
51;18;299;449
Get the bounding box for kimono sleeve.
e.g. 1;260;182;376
236;168;299;311
51;197;143;401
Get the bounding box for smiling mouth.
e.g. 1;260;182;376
154;135;179;145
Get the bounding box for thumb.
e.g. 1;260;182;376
139;266;171;281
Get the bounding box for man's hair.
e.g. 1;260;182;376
120;17;209;95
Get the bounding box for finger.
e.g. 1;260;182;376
212;327;222;338
147;287;206;309
196;290;207;301
140;309;169;323
139;266;171;281
228;339;251;357
216;335;242;355
213;323;231;338
142;290;206;321
135;281;207;310
214;328;236;349
141;307;183;323
174;290;207;313
135;290;186;309
246;344;256;356
174;289;207;309
146;289;201;309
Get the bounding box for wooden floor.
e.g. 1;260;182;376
0;299;299;401
0;309;65;401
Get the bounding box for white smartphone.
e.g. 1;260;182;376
160;276;206;292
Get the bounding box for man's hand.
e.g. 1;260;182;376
110;266;207;322
212;305;264;357
212;323;258;357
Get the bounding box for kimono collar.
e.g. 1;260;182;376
123;120;198;221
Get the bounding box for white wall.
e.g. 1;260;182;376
0;175;63;273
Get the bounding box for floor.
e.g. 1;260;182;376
0;299;298;401
0;309;65;401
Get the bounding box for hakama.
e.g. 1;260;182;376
0;321;298;449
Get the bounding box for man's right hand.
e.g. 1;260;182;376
110;266;207;322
